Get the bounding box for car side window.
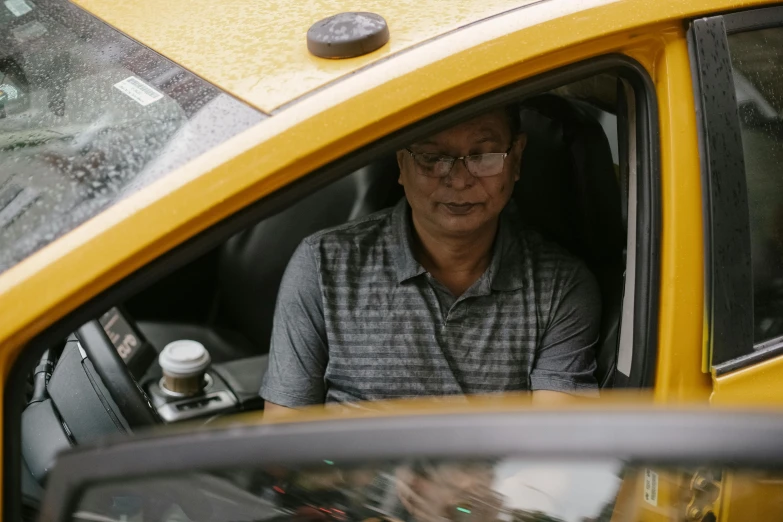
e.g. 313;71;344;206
728;27;783;345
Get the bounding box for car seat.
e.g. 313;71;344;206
514;94;625;387
136;172;366;363
138;94;624;389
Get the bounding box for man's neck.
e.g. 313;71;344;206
411;213;499;296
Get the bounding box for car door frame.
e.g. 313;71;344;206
689;5;783;375
5;53;662;522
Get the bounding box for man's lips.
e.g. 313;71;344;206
442;202;478;215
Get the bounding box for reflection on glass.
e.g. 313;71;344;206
729;27;783;344
0;0;264;273
70;458;776;522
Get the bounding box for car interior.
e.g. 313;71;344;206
18;72;634;516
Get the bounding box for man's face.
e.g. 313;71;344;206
397;109;525;238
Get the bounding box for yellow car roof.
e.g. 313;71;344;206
73;0;543;112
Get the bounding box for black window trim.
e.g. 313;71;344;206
691;6;783;375
4;53;661;522
723;5;783;35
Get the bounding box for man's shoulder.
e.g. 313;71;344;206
513;226;578;265
512;226;593;289
303;204;396;251
501;203;581;271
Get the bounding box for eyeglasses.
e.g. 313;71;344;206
404;145;513;178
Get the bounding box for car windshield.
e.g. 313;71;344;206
0;0;265;274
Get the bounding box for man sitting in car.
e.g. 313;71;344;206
261;105;600;413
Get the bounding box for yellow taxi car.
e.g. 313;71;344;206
3;0;783;520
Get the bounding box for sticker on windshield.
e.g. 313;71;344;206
4;0;32;17
113;76;163;106
12;20;46;43
644;468;659;506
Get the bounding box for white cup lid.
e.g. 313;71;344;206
159;340;211;377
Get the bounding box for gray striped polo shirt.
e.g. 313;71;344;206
260;198;600;406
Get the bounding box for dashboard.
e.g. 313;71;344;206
21;307;267;497
98;307;155;380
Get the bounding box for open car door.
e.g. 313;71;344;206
37;405;783;522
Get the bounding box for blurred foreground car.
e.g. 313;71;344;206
37;404;783;522
2;0;783;520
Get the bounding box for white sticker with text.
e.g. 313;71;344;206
4;0;32;17
644;468;659;506
113;76;163;106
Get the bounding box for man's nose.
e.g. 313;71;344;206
444;159;474;189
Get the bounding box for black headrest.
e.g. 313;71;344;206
515;94;625;278
516;94;626;388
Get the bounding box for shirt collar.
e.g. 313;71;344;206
391;198;526;291
391;198;427;283
489;201;527;292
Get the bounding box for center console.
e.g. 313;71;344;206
147;370;239;422
143;342;267;422
99;307;268;422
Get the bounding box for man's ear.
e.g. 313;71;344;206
517;133;528;155
396;150;406;185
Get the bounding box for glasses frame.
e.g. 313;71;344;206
404;145;513;178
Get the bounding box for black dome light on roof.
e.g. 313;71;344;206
307;12;390;59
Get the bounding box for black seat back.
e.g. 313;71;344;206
353;154;404;215
214;174;362;352
516;94;625;387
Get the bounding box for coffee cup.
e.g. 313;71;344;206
159;340;211;396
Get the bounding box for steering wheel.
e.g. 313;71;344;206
76;320;160;428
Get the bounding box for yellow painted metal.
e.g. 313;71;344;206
196;393;777;429
610;468;690;522
229;390;659;426
611;465;783;522
717;470;783;521
73;0;545;112
713;358;783;515
73;0;776;113
712;352;783;405
646;30;712;402
1;0;780;507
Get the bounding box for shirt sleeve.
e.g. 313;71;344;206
530;261;601;396
260;239;329;407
